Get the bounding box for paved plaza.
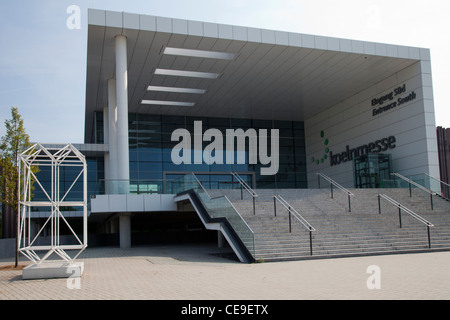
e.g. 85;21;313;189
1;244;450;300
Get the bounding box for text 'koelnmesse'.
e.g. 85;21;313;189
330;136;396;166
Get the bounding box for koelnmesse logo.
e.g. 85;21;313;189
329;136;396;166
311;130;330;165
311;130;397;167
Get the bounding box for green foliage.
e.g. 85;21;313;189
0;107;33;212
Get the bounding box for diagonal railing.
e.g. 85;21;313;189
231;172;258;215
408;172;450;201
273;195;316;255
173;173;255;262
317;172;354;212
378;193;434;248
391;173;437;210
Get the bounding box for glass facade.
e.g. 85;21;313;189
96;112;307;193
32;157;104;212
353;153;392;188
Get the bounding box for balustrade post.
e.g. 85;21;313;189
378;194;381;214
348;193;351;212
273;196;277;217
288;209;292;233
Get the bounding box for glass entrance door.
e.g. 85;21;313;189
354;153;392;188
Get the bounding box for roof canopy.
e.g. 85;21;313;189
85;9;426;142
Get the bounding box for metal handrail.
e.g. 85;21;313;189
421;172;450;200
224;195;255;234
422;172;450;188
378;193;433;248
190;173;215;199
231;171;258;198
273;195;315;255
231;172;258;215
273;196;316;231
378;194;434;226
317;172;354;212
189;173;255;245
190;173;254;231
391;173;437;195
391;172;436;210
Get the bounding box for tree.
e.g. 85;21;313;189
0;107;33;267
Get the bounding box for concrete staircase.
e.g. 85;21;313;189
208;188;450;262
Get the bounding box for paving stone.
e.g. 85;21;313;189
1;244;450;300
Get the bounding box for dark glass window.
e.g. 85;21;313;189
90;112;307;191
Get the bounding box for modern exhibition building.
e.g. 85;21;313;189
16;9;449;263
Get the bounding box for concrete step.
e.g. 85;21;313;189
206;187;450;262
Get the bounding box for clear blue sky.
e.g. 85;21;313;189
1;0;449;143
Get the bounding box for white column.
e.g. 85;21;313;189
103;106;110;194
119;213;131;248
115;35;130;195
218;230;226;248
115;35;131;249
110;218;119;234
108;79;118;194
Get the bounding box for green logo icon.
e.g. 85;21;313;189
311;130;329;165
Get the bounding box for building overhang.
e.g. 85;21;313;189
85;9;429;143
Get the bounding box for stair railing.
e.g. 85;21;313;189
391;173;437;210
421;172;450;201
378;193;434;248
317;172;354;212
273;195;315;255
231;172;258;215
187;173;256;260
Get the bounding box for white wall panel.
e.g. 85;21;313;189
386;45;398;57
172;18;188;35
140;14;156;31
91;194;177;213
106;11;122;28
126;195;144;212
188;21;203;37
305;61;438;188
109;194;127;211
288;32;302;47
314;36;328;50
301;34;315;49
123;13;140;30
204;22;219;38
89;9;105;26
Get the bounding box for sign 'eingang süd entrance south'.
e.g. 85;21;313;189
371;84;417;116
